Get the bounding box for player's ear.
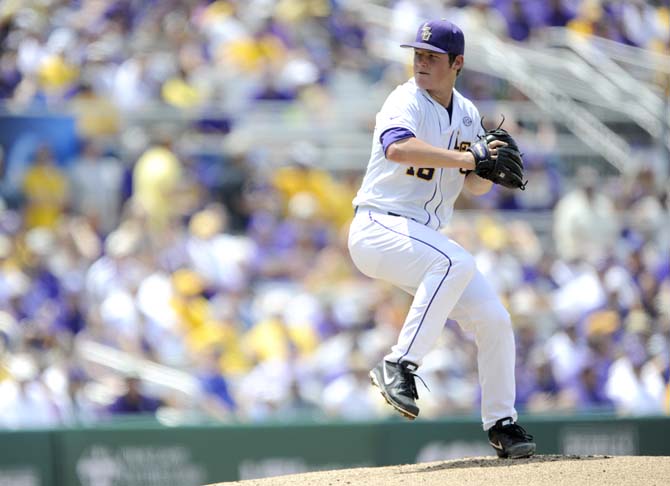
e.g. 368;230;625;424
451;55;464;71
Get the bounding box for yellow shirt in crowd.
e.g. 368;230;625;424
22;164;68;229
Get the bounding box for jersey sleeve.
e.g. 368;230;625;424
380;127;415;156
375;88;421;138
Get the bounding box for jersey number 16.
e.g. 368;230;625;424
405;142;471;182
405;167;435;181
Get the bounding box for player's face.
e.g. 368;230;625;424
413;49;458;90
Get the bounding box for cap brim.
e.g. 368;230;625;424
400;42;448;54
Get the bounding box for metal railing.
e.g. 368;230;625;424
543;28;669;150
77;339;200;396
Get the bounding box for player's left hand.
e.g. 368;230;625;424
467;124;527;190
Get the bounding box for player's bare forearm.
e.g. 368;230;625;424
463;171;493;195
386;137;475;170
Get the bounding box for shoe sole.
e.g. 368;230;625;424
495;442;537;459
369;370;417;420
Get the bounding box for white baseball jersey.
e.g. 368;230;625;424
353;78;483;230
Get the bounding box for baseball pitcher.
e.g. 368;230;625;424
348;18;535;459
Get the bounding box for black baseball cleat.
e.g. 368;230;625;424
369;360;421;420
487;417;536;459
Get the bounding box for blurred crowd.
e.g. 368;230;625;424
0;0;668;113
0;0;668;429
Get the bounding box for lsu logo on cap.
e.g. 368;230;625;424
421;24;432;41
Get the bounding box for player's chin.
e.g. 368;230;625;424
414;74;432;89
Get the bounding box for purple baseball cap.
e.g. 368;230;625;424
400;19;465;55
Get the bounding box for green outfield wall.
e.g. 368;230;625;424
0;414;667;486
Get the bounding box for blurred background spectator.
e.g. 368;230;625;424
107;374;164;416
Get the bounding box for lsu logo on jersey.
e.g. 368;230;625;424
458;141;472;176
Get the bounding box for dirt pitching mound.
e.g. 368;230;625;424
208;455;670;486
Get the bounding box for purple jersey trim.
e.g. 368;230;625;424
380;127;415;156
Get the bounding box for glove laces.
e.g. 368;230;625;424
479;113;506;132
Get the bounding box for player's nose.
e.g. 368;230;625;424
415;59;428;71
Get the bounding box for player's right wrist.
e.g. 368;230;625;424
462;151;476;170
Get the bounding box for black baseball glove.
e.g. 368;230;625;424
467;120;527;190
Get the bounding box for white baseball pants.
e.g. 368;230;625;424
348;207;518;430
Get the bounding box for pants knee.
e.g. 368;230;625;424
477;303;513;336
431;252;476;282
459;254;477;282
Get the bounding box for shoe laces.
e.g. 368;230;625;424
398;364;429;400
504;423;534;441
